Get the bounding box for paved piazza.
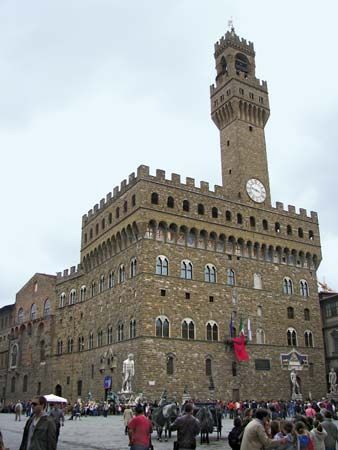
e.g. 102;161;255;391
1;413;233;450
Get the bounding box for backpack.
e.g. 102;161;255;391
228;426;243;449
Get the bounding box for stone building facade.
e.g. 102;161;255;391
319;291;338;386
3;28;326;403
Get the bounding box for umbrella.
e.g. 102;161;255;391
44;394;68;403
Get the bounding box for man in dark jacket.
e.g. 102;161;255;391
171;403;200;450
19;396;56;450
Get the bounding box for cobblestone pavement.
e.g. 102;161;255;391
1;413;233;450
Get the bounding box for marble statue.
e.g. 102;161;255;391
329;368;337;394
290;369;300;395
122;353;135;393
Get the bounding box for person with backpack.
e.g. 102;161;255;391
228;417;243;450
295;421;314;450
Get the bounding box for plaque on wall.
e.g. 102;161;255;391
280;349;308;370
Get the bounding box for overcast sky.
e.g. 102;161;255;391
0;0;337;307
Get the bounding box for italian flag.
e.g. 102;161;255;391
239;317;245;336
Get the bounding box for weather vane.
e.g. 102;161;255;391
228;17;235;33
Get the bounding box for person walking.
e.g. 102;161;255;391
19;395;56;450
170;403;200;450
123;404;134;435
310;420;327;450
49;403;65;443
321;411;338;450
128;404;153;450
240;408;288;450
15;400;23;421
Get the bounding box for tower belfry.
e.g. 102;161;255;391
210;31;271;206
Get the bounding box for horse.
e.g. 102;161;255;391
195;405;214;444
152;402;178;442
208;405;222;440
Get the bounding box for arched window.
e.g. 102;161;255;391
256;328;265;344
155;316;170;338
298;228;304;238
69;289;76;305
88;332;94;350
237;213;243;224
235;53;249;74
262;219;268;230
117;323;124;342
107;326;113;344
183;200;190;212
130;319;136;338
304;308;310;321
57;339;63;355
167;196;174;208
130;258;137;278
287;225;292;235
40;340;45;361
212;207;218;218
101;218;105;230
151;192;159;205
253;273;262;289
23;374;28;392
99;275;105;293
225;210;232;221
115;207;120;219
167;354;174;375
91;282;96;297
221;55;227;74
97;330;103;347
204;264;216;283
118;265;125;283
108;212;112;224
206;321;218;341
89;228;93;239
304;330;314;347
123;201;128;213
287;328;297;346
227;269;235;286
182;319;195;340
10;344;18;367
283;277;293;295
67;337;73;353
156;256;169;276
309;230;314;241
80;286;86;302
205;358;212;376
43;299;51;317
180;260;193;280
250;216;256;227
78;336;84;352
287;307;294;319
95;223;99;235
300;280;309;297
197;204;205;215
17;308;24;324
108;271;115;288
30;303;37;320
59;293;66;308
132;194;136;207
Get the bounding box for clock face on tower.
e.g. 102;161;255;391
246;178;266;203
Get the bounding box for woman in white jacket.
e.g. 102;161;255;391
310;421;327;450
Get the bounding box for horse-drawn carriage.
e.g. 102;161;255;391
193;402;223;444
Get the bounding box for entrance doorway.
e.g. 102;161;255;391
55;384;62;397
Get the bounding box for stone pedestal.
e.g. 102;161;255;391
118;391;134;404
291;393;303;401
327;393;338;402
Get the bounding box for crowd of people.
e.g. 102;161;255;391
1;396;338;449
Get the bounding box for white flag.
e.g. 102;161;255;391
247;318;252;341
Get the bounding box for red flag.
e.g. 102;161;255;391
232;334;249;361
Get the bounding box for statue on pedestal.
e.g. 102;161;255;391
121;353;135;393
290;370;300;395
329;368;337;394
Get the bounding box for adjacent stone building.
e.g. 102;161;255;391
320;290;338;387
4;28;326;403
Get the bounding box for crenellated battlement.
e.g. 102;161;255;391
210;72;268;95
82;164;319;225
56;264;83;283
214;31;255;58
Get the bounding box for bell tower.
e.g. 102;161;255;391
210;27;271;206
